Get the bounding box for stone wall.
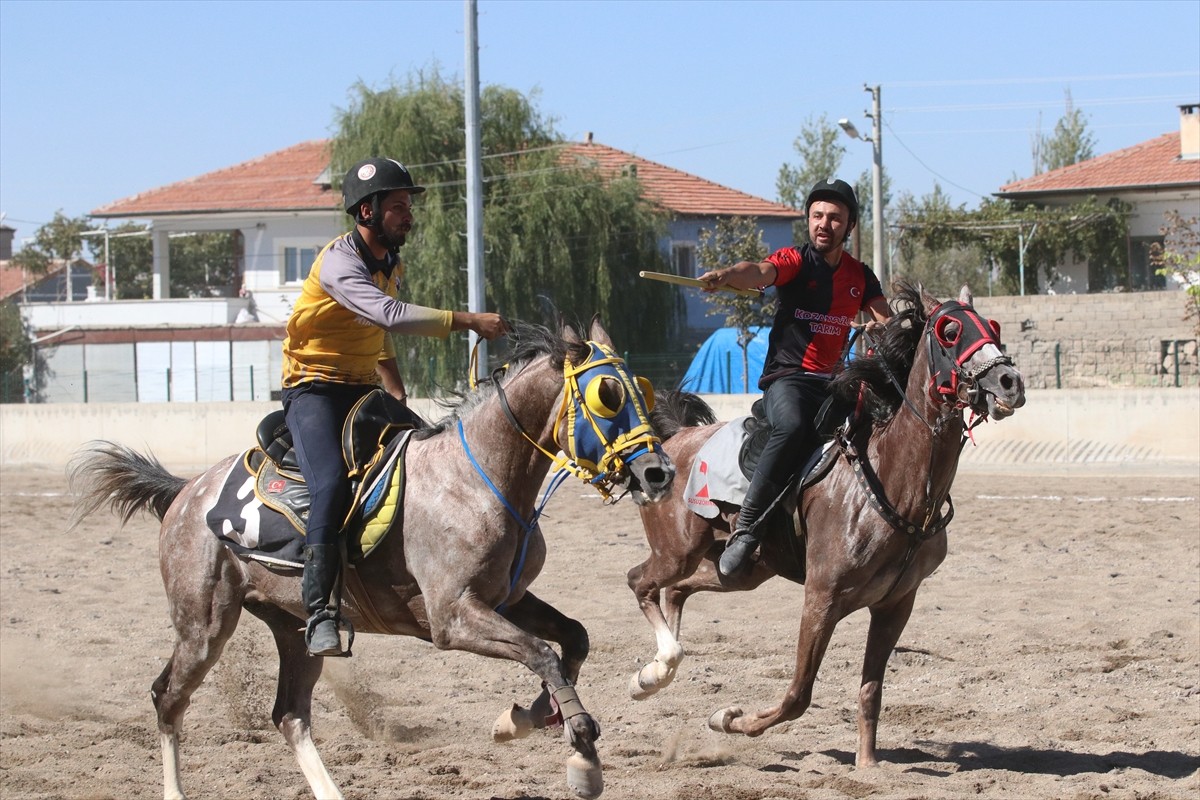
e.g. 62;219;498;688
971;290;1199;389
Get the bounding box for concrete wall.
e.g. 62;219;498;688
971;290;1199;389
3;391;1195;474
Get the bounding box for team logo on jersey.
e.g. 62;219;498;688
357;164;377;180
850;286;861;298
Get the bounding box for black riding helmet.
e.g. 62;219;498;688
805;179;858;229
342;157;426;227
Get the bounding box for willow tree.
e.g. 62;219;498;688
330;69;672;390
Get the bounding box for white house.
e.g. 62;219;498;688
19;139;802;402
996;104;1200;293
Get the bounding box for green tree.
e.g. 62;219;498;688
776;114;845;241
0;304;37;402
696;216;774;391
892;184;990;296
9;211;91;300
82;226;236;299
852;168;894;272
330;68;672;389
1150;211;1200;335
895;195;1129;295
168;231;241;298
1038;89;1096;174
100;223;154;300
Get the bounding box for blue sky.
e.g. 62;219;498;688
1;0;1197;248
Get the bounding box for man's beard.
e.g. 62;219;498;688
377;227;407;253
811;229;846;254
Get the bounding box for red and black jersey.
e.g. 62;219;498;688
759;244;884;387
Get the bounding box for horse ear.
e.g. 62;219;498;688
918;283;940;315
958;284;974;306
588;315;613;347
562;321;583;345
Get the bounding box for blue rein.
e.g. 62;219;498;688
457;418;569;612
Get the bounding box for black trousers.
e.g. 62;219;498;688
282;382;376;546
736;372;831;532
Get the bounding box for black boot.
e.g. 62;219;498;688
718;529;760;578
301;543;347;657
719;477;786;578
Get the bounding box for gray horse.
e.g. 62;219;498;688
70;318;674;800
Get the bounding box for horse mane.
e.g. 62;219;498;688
829;280;931;423
419;319;591;437
649;388;718;441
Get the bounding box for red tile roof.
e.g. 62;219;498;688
998;132;1200;198
92;141;335;217
0;260;73;302
562;141;802;218
0;260;28;301
92;139;800;220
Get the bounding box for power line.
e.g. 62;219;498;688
882;119;988;200
886;71;1198;88
891;94;1188;114
891;121;1166;136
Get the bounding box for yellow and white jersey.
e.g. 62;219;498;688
282;233;452;388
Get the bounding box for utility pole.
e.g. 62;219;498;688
866;84;885;288
464;0;486;380
839;85;886;288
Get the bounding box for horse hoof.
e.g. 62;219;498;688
492;703;534;742
566;752;603;799
707;706;743;733
628;668;659;701
628;658;673;700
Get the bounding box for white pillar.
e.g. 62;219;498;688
152;227;171;299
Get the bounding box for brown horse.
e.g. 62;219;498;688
70;318;674;800
626;283;1025;767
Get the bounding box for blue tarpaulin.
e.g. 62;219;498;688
681;327;769;394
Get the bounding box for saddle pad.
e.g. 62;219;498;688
204;432;412;567
684;417;753;518
204;454;307;567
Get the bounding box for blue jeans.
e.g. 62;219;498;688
281;382;376;546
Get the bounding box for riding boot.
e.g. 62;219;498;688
719;477;786;578
301;543;347;657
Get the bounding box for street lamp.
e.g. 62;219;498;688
838;83;885;288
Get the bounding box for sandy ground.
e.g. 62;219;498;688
1;461;1198;800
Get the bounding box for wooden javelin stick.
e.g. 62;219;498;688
638;271;763;298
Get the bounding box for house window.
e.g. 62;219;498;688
672;243;697;277
284;247;318;283
1128;236;1166;291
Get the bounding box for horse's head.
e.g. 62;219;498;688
923;285;1026;420
558;318;676;505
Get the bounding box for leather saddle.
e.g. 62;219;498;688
737;393;852;483
731;392;857;585
247;389;426;558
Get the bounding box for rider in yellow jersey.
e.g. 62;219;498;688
282;157;508;656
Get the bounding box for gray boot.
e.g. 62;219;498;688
301;543;348;657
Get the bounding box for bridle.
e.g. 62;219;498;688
458;338;664;610
926;300;1013;419
469;339;664;502
842;301;1012;600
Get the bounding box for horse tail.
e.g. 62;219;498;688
650;389;718;441
68;440;187;529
